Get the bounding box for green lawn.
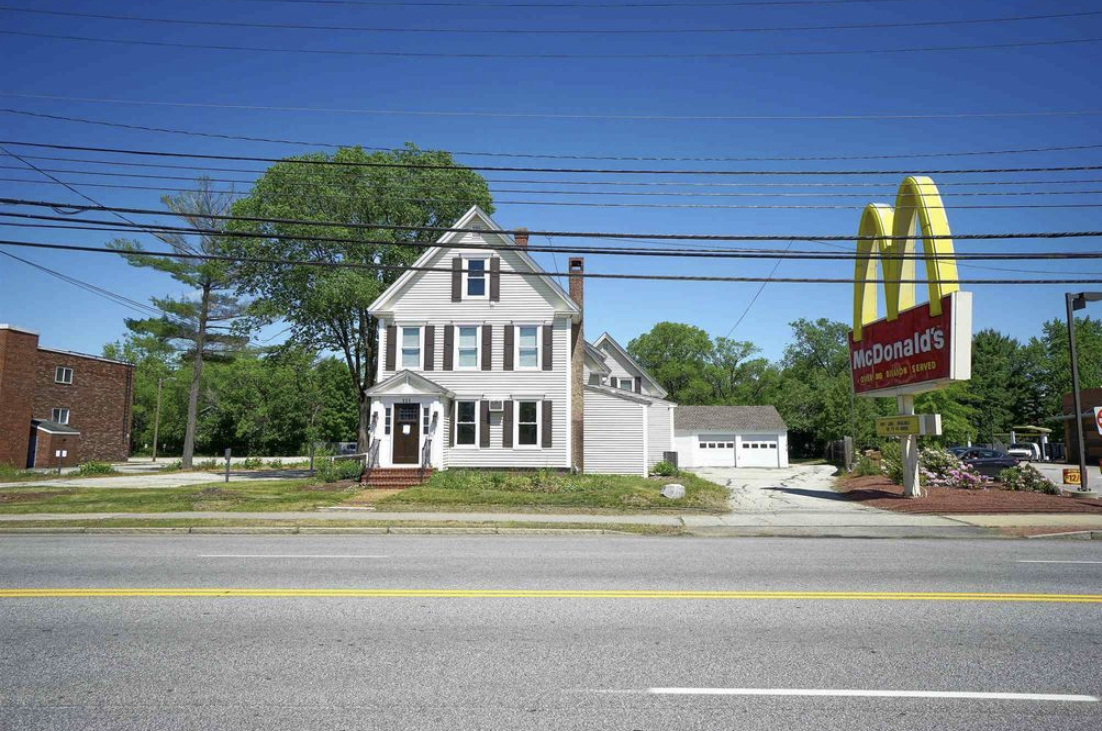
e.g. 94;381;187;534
375;470;729;513
0;479;349;514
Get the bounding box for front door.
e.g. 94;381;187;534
392;403;421;465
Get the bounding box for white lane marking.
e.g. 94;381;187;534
198;554;389;559
648;688;1098;702
1016;560;1102;564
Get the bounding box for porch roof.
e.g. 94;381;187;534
364;370;455;399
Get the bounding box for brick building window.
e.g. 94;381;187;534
55;366;73;384
51;407;70;424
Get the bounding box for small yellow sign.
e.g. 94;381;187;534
876;416;922;437
1063;468;1082;486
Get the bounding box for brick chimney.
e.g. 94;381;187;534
514;227;528;248
568;258;585;472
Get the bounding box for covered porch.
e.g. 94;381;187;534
364;370;452;475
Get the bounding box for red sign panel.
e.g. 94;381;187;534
849;294;966;396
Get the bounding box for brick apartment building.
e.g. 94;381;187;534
0;324;135;469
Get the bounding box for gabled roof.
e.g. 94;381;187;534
32;419;81;436
584;341;611;374
367;206;580;319
364;370;455;398
584;384;655;406
674;405;787;433
592;332;668;398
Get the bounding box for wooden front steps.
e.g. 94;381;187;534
362;467;433;489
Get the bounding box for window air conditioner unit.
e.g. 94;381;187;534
488;400;505;412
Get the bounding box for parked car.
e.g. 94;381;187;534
946;446;970;458
1006;442;1041;462
957;448;1019;478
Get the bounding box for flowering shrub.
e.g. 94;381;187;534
998;464;1060;495
879;444;989;489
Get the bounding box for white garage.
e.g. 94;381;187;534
674;406;789;470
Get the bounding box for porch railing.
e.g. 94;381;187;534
419;436;432;482
362;439;380;484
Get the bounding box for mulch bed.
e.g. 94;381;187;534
838;475;1102;514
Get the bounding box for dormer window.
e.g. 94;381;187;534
464;258;488;299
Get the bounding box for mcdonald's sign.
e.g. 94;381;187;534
847;176;973;397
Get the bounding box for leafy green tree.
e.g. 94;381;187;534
109;180;251;468
966;329;1020;443
1031;316;1102;419
226;145;492;449
103;332;186;456
627;322;715;403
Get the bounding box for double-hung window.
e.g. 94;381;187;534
401;327;422;368
51;408;70;425
516;401;540;447
55;366;73;384
464;258;487;299
517;326;540;370
456;401;478;446
457;326;479;369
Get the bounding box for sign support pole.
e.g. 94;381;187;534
898;394;921;498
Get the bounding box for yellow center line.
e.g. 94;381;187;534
2;589;1102;602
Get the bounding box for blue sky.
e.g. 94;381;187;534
1;0;1100;361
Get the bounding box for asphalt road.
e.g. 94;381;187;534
2;535;1101;730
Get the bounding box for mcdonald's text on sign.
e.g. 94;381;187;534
849;291;972;397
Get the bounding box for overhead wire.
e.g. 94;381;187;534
3;238;1101;286
5;6;1097;36
6;29;1099;59
6;107;1102;162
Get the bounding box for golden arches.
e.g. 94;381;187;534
851;176;960;342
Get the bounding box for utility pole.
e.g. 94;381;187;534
151;377;163;463
1066;291;1102;496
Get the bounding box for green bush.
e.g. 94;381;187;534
850;454;882;477
241;457;264;470
195;459;218;470
879;441;903;484
316;458;363;484
76;461;116;476
999;464;1060;495
652;460;680;477
0;463;34;479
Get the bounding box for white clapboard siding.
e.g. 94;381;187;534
375;234;573;469
584;389;646;476
595;341;664;397
646;404;674;468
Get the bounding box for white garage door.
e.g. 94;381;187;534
697;435;736;467
738;437;780;467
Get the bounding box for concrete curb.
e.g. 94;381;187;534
0;526;622;536
1025;530;1102;540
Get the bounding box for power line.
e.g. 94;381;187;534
7;108;1102;163
7;5;1096;36
4;238;1101;286
74;0;1011;10
9;29;1097;59
724;240;794;338
5;140;1102;177
12;152;1102;189
6;195;1102;242
7;173;1102;201
9;212;1102;262
6;175;1102;210
5;95;1102;123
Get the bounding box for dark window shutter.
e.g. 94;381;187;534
503;401;513;448
503;325;514;371
450;403;456;446
424;325;435;371
385;325;396;371
481;324;493;371
542;401;552;448
490;257;500;302
451;257;463;301
542;324;553;371
443;326;454;370
634;377;641;394
479;401;490;448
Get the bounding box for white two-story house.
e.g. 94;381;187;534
364;205;787;481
